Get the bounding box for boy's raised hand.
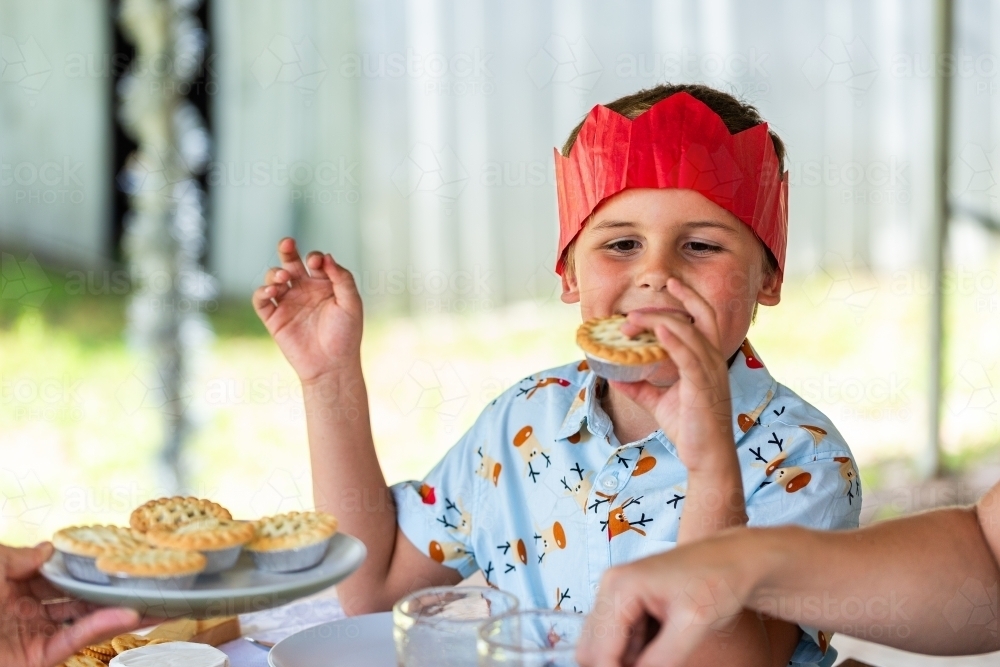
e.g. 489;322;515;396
253;238;363;383
611;277;735;475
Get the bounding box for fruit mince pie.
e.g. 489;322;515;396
129;496;232;534
576;314;676;385
96;546;206;590
145;517;256;574
246;511;338;573
52;525;149;584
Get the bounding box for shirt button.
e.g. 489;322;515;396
601;476;619;491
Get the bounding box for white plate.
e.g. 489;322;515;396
41;533;366;618
268;612;394;667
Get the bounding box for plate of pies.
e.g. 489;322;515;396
42;497;366;617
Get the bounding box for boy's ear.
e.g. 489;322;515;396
560;268;580;304
756;269;782;307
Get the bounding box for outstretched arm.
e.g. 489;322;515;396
578;482;1000;667
253;239;460;614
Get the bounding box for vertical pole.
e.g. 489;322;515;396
926;0;954;478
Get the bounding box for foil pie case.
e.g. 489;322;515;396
585;353;677;387
248;537;333;573
58;551;110;585
200;544;244;575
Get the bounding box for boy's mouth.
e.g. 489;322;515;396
621;306;693;321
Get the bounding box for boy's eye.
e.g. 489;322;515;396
684;241;722;254
606;239;640;253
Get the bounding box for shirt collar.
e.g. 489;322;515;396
556;339;777;447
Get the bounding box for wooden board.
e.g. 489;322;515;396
145;616;241;646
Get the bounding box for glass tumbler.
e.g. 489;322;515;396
477;609;587;667
393;586;519;667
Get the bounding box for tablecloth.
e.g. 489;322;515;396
218;594;346;667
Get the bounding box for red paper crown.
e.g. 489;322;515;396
554;92;788;280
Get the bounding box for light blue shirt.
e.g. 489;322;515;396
392;339;860;666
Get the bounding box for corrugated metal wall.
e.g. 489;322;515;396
3;0;999;313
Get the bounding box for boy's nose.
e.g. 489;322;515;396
635;261;672;292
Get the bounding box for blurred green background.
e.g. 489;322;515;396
2;252;999;545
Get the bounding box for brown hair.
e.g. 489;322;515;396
560;83;784;279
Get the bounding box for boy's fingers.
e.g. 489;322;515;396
277;237;309;278
305;251;326;278
251;293;276;319
264;267;291;286
322;254;362;311
252;284;288;316
666;278;721;347
652;325;708;383
625;311;715;365
655;329;696;381
648;314;718;368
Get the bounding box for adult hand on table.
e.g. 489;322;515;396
0;542;140;667
577;531;751;667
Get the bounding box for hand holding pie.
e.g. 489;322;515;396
577;315;676;385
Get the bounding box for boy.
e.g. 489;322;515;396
253;84;860;667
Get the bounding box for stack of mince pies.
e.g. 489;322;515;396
52;497;339;590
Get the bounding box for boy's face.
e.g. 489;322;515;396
560;188;781;361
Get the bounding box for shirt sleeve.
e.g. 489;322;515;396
744;420;862;666
746;451;861;531
390;410;492;579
